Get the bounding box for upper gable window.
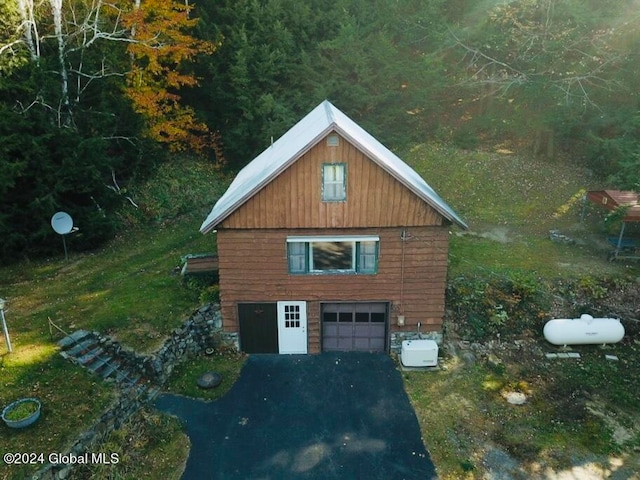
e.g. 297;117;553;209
322;163;346;202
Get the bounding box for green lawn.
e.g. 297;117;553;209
403;143;640;478
404;339;640;479
0;213;220;479
406;143;599;232
0;157;230;480
406;142;639;279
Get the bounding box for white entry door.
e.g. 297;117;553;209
277;301;308;354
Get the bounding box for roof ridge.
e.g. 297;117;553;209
323;99;337;125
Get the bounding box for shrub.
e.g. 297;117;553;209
449;272;640;342
452;127;479;150
447;271;551;341
117;158;229;228
200;284;220;304
182;273;220;305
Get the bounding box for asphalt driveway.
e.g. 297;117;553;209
154;352;437;479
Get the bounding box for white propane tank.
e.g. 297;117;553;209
543;314;625;346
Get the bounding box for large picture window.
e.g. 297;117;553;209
287;236;378;274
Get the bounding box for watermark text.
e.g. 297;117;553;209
3;452;119;466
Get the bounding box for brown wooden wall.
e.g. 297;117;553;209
217;226;449;353
219;132;444;229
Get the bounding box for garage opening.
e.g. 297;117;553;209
322;302;388;352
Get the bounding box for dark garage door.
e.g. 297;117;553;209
322;302;387;352
238;303;278;353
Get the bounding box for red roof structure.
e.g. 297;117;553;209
587;190;640;222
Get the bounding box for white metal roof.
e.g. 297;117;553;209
200;100;467;233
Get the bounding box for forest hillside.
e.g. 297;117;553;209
1;0;639;262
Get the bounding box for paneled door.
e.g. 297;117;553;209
322;302;387;352
238;303;278;354
277;301;308;354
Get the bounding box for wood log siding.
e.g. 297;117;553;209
219;133;444;229
217;227;449;353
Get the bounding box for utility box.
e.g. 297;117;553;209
401;339;438;367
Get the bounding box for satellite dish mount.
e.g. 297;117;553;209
51;211;74;261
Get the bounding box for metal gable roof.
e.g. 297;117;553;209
200;100;467;233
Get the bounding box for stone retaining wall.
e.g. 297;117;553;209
33;385;151;480
95;303;225;384
33;303;229;480
390;330;443;354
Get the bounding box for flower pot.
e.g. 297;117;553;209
2;398;41;429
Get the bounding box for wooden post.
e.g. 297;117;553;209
614;222;627;259
1;300;12;353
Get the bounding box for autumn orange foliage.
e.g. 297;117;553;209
123;0;218;155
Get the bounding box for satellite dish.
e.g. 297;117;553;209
51;211;73;235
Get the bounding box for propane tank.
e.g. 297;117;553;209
543;314;625;346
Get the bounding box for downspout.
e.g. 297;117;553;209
399;228;407;321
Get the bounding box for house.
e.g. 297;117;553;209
200;100;467;354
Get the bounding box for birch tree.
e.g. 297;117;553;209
2;0;216;153
48;0;72;124
16;0;40;61
0;0;34;73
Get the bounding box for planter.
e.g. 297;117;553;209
2;398;41;429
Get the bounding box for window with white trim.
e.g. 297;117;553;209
322;163;346;201
287;236;379;274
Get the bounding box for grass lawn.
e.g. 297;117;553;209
1;354;114;480
1;158;230;479
403;339;640;479
68;408;190;480
402;143;640;478
406;142;640;279
0;218;216;352
0;213;217;479
164;349;247;402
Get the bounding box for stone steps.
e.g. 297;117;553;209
63;338;96;358
98;360;120;379
77;346;104;366
57;331;150;391
88;354;112;374
57;329;92;349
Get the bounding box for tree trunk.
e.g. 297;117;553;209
17;0;40;62
211;130;227;166
49;0;71;125
533;128;555;160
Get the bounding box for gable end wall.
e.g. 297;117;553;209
220;133;445;229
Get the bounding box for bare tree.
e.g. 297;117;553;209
16;0;40;61
449;1;633;109
48;0;72;125
2;0;135;125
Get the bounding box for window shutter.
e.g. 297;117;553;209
288;242;307;273
358;241;377;273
